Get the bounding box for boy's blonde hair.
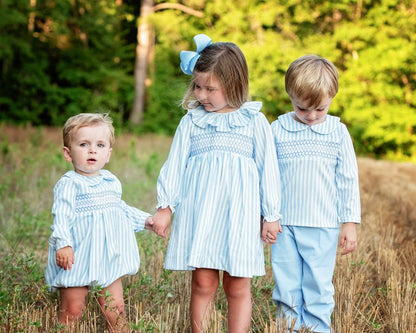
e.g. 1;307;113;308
63;113;115;148
182;42;249;109
285;55;339;107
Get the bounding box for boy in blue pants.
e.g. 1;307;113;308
271;55;361;332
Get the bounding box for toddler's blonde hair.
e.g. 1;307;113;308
285;55;338;107
63;113;115;148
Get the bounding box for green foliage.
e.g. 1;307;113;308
1;0;415;160
0;0;133;125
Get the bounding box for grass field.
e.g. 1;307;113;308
0;124;415;332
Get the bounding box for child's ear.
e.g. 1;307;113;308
106;148;113;163
62;146;72;162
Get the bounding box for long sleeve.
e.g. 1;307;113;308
336;125;361;223
156;115;192;212
253;113;282;223
120;199;151;232
50;180;76;250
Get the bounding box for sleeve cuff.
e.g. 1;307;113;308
263;213;282;223
155;202;175;214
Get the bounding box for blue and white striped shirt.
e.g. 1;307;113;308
271;112;361;228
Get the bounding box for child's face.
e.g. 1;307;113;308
193;73;235;113
63;124;112;177
290;95;333;126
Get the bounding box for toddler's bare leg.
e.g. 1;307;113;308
98;278;127;333
59;286;88;329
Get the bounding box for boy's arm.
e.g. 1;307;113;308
339;222;357;255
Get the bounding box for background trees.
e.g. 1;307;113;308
1;0;415;161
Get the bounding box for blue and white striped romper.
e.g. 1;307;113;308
45;170;150;291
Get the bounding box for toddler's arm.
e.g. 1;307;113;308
145;216;154;231
56;246;75;270
151;207;172;238
261;219;283;244
339;222;357;255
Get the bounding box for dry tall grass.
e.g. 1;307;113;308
0;125;415;332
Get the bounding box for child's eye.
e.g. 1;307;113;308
298;107;306;112
97;143;105;148
80;143;87;147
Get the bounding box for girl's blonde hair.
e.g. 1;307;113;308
63;113;115;148
181;42;249;109
285;55;339;107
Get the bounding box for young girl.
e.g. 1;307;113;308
151;34;282;332
45;113;152;332
270;55;361;333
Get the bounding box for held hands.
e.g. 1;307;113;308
56;246;75;270
145;216;154;231
261;219;283;244
339;222;358;255
149;207;172;238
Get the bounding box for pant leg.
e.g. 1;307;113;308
296;227;339;333
271;226;303;331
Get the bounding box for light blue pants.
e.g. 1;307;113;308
271;226;339;333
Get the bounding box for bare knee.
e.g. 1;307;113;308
223;273;251;299
99;295;125;315
59;287;88;324
192;269;220;296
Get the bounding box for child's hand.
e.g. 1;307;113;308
261;220;283;244
145;216;154;231
152;207;172;238
56;246;75;270
339;222;357;255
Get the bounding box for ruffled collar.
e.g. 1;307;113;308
63;169;116;186
278;111;340;134
188;101;262;132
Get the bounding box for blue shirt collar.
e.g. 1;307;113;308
278;111;340;134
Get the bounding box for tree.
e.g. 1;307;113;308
129;1;204;125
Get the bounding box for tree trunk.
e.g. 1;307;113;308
130;0;153;125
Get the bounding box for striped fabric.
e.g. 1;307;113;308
157;102;282;278
271;112;361;228
45;170;150;291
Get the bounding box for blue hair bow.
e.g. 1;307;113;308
180;34;212;75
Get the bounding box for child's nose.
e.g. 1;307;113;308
197;89;207;100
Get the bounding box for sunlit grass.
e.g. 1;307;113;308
0;125;415;332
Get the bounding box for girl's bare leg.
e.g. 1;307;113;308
223;272;252;333
59;286;88;328
190;268;219;333
98;278;127;333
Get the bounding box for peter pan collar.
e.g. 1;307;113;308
278;111;340;134
188;101;262;132
64;169;116;186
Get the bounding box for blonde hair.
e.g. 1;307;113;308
285;55;339;107
181;42;249;109
63;113;115;148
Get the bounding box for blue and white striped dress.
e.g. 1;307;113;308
271;112;361;227
45;170;150;291
157;102;282;277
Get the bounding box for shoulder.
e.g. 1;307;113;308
53;171;79;196
271;112;300;133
